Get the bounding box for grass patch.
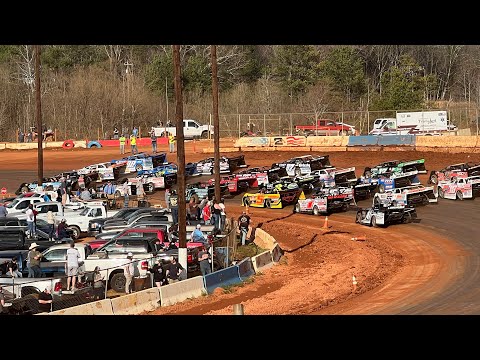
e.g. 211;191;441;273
235;242;269;260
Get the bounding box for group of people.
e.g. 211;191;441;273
116;125;176;155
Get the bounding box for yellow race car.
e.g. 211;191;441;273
242;191;283;208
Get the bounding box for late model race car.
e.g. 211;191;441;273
272;155;332;177
364;159;426;178
242;187;302;209
428;162;480;185
373;184;438;206
355;205;417;227
293;187;353;216
437;175;480;200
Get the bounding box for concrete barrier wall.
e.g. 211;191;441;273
160;276;206;307
271;243;284;263
204;266;243;294
111;288;161;314
254;228;277;250
0;144;5;150
416;135;480;148
270;136;306;147
48;299;114;315
236;257;255;281
234;137;270;147
251;250;274;273
306;136;345;147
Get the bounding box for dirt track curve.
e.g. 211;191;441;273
1;141;479;314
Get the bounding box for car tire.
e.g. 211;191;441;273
438;187;444;199
242;197;250;207
295;168;302;177
135;164;143;172
456;191;464;200
265;199;272;208
147;183;155;194
378;184;385;193
429;174;438;185
313;205;320;216
110;272;126;293
402;212;412;224
371;215;377;227
68;225;81;240
201;131;209;139
355;212;362;224
294;203;301;213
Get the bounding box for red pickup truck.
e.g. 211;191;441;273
295;119;355;136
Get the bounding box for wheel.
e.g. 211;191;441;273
371;215;378;227
341;203;348;212
429;174;438;185
201;131;209;139
110;272;126;292
242;197;250;206
402;212;412;224
265;199;272;208
294;203;301;213
21;286;41;297
364;169;371;178
438;187;444;199
313;206;320;216
135;164;143;172
391;200;397;206
295;168;302;177
339;130;347;136
68;225;81;240
146;183;155;194
457;191;464;200
355;212;362;223
378;184;385;193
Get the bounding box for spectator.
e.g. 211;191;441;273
46;210;55;241
18;129;25;143
0;203;7;217
169;190;179;224
168;134;176;153
190;224;207;243
92;266;105;300
50;190;58;202
132;126;139;137
27;243;42;278
42;193;50;202
57;218;69;240
80;188;92;201
66;242;81;291
165;257;183;284
119;134;126;155
150;128;158;154
136;181;146;202
198;245;212;276
124;252;135;294
0;285;5;314
219;198;226;231
238;211;251;246
149;258;167;289
198;196;208;219
7;257;22;278
167;224;178;243
164;188;170;209
202;200;212;225
25;204;35;238
122;180;130;208
26;131;32;143
37;286;53;313
104;181;116;203
113;127;119;139
211;199;222;233
130;135;138;155
187;197;198;221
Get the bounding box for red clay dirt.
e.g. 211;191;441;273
0;139;473;314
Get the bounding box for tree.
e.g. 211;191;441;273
145;52;174;97
321;46;366;102
371;55;425;110
273;45;320;98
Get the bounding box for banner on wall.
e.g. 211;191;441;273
271;136;306;147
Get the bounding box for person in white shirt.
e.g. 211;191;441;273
66;242;81;291
123;252;135;294
25;204;35;238
219;198;226;231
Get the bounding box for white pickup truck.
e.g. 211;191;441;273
58;202;119;240
153;119;214;140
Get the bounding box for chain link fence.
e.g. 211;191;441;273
212;108;480;138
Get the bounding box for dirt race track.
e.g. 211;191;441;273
1;139;480;315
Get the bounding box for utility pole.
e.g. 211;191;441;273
35;45;43;186
172;45;187;271
211;45;221;202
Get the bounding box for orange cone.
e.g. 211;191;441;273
351;235;367;241
322;216;329;229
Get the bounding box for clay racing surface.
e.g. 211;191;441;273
1;141;479;314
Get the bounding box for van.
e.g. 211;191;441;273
373;118;395;130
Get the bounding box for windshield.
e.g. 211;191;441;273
79;207;90;216
6;199;20;209
112;208;129;218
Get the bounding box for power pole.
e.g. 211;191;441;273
211;45;221;202
172;45;187;271
35;45;43;186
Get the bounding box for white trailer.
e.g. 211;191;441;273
370;111;449;136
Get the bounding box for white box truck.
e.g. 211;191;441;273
370;111;450;136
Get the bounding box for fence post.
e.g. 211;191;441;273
238;114;241;139
263;114;266;136
290;113;293;136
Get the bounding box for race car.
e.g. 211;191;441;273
272;155;332;177
353;177;379;200
185;182;229;202
428;162;480;185
373;184;438;207
364;159;426;178
293;188;353;215
437;175;480;200
375;170;420;193
194;155;248;176
225;167;270;195
242;187;302;209
138;163;178;177
355;205;417;228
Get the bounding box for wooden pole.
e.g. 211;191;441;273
211;45;221;202
173;45;187;268
35;45;43;186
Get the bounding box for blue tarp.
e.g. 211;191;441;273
376;135;416;146
347;136;379;146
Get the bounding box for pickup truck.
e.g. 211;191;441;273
15;201;85;223
153;119;214;140
101;210;172;234
58;202;119;240
295;119;355;136
4;196;46;216
87;207;145;236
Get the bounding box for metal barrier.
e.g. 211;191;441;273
376;135;416;146
347;136;379;146
203;266;243;294
236;257;255;281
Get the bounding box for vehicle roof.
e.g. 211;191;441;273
42;243;91;252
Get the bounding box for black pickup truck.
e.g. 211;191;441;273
0;217;66;252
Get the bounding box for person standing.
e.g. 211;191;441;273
168;134;176;153
164;188;170;209
25;204;35;238
169;190;179;225
149;258;167;289
37;286;53;313
238;211;251;246
113;127;119;139
124;252;135;294
132;126;139;137
0;203;8;217
130;135;138;155
136;180;146;205
219;198;227;231
198;245;212;276
165;257;184;284
57;218;69;240
211;200;222;233
66;242;81;291
27;243;42;278
46;210;55;241
0;285;5;314
122;180;130;208
92;266;105;300
119;134;126;155
7;257;22;278
150;128;157;154
202;200;212;225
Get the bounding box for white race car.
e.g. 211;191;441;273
438;175;480;200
